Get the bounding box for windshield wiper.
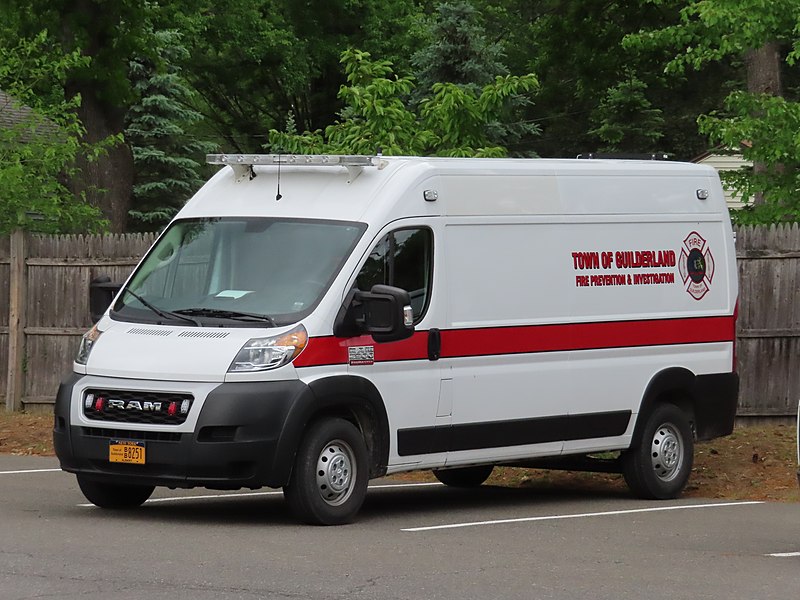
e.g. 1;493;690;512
173;308;277;326
122;289;202;326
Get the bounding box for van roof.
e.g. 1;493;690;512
180;154;723;224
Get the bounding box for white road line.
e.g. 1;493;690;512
401;501;764;532
0;468;62;475
766;552;800;558
77;481;442;507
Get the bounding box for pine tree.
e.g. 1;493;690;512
589;73;665;153
125;29;216;231
411;1;539;155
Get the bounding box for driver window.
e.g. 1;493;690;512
356;227;433;322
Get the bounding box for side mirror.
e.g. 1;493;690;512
89;275;122;323
334;284;415;342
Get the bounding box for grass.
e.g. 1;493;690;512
2;411;797;502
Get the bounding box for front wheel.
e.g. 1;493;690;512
623;403;694;500
76;475;154;509
283;418;369;525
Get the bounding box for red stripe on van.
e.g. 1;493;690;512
294;332;429;368
293;315;735;368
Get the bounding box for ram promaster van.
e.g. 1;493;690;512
54;154;739;525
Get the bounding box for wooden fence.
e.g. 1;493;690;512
735;224;800;417
0;225;798;418
0;231;156;411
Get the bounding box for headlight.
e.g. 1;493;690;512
76;324;102;365
228;324;308;372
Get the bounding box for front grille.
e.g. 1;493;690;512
83;389;194;425
82;427;182;442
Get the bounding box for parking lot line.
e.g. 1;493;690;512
0;468;62;475
766;552;800;558
402;501;764;532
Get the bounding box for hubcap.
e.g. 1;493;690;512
650;423;683;482
315;439;356;506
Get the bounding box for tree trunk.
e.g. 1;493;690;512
60;0;135;233
69;91;134;233
744;42;783;207
745;42;782;96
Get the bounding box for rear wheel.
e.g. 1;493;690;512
283;418;369;525
623;403;693;499
432;465;494;488
76;475;154;509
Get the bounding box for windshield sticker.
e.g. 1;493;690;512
215;290;253;299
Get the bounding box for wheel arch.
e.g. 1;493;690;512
268;375;390;487
633;367;698;447
633;366;738;446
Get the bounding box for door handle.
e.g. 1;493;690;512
428;328;441;361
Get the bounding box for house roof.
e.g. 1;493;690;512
0;89;35;128
0;89;60;140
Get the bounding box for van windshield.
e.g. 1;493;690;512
112;217;366;327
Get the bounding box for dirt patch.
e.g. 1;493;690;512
2;412;797;502
0;412;54;456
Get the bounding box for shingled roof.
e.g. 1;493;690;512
0;89;60;140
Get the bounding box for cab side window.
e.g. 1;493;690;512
356;228;433;322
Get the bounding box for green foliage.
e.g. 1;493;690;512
519;0;725;158
2;0;159;232
4;0;153;108
160;0;426;152
269;49;539;157
412;1;508;93
589;73;665;152
699;92;800;223
125;29;217;231
625;0;800;223
411;1;539;155
0;31;108;234
624;0;798;73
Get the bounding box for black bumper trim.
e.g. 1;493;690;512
54;376;310;489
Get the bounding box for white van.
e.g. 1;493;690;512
55;154;739;524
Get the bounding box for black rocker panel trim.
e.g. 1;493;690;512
397;410;631;456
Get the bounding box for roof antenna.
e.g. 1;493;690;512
275;153;282;201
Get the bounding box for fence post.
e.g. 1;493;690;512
6;229;26;412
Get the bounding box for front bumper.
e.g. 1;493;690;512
54;373;309;490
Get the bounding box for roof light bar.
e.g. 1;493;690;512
206;154;380;167
206;154;384;183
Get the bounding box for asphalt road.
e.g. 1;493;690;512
1;455;798;600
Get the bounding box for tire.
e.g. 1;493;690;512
623;403;694;500
76;475;154;509
432;465;494;488
283;418;369;525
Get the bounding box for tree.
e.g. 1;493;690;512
268;49;539;157
125;29;216;231
3;0;154;232
698;93;800;223
159;0;426;153
0;32;108;234
624;0;800;222
411;1;539;155
475;0;734;159
412;1;508;94
589;72;665;152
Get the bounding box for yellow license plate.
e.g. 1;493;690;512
109;440;146;465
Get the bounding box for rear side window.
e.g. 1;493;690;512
356;228;433;322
